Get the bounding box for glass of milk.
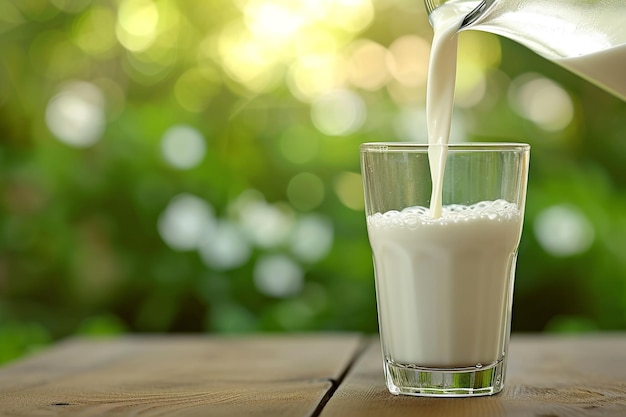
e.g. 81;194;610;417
361;142;530;397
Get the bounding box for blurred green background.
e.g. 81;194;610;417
1;0;625;364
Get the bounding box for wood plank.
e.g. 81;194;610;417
320;334;626;417
0;333;363;417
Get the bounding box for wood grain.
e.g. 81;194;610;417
0;334;363;417
320;334;626;417
1;333;624;416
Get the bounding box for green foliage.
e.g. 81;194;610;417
1;0;625;365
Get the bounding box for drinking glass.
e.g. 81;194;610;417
361;142;530;397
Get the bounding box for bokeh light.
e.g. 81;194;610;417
508;73;575;132
198;220;251;270
289;214;334;263
534;205;595;257
325;0;374;33
161;125;207;170
116;0;159;52
218;20;282;93
348;39;390;91
387;35;430;88
244;1;304;41
158;193;215;251
234;190;294;249
254;254;304;298
288;55;347;102
311;89;366;135
45;81;106;147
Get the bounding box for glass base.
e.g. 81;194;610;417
384;357;505;397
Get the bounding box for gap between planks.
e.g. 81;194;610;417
310;336;374;417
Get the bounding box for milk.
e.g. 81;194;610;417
555;44;626;101
457;0;626;101
426;4;467;218
368;200;523;366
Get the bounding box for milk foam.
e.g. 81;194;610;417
368;199;521;228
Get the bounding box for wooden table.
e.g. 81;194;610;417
0;333;624;416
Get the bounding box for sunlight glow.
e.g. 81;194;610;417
220;0;373;94
218;21;281;92
326;0;374;33
116;0;159;52
244;1;304;41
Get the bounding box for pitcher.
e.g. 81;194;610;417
424;0;626;100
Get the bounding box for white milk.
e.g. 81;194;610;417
368;200;523;366
425;4;468;218
555;44;626;101
458;0;626;100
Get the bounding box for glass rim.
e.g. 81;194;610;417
360;142;530;153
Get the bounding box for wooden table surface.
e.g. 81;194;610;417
0;333;624;416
